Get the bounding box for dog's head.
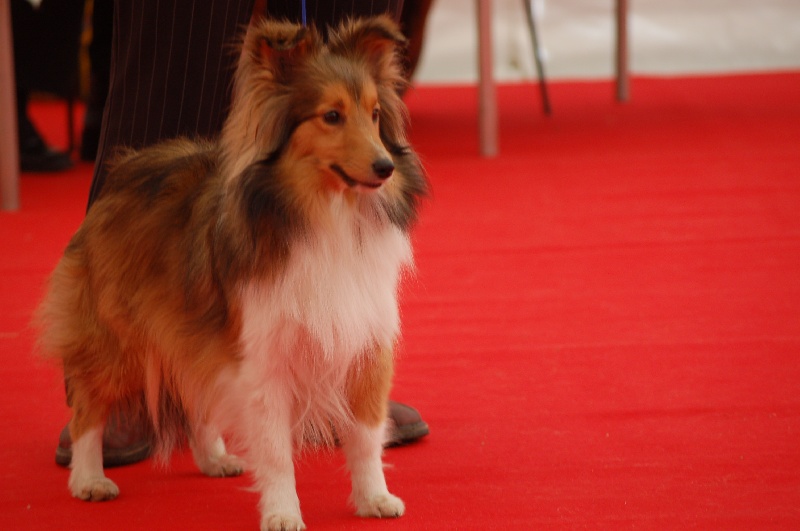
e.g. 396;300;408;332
222;16;426;229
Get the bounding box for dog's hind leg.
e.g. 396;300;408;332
343;346;405;518
190;422;245;477
67;404;119;501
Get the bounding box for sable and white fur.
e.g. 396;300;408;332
35;16;427;531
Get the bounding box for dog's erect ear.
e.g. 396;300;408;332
329;16;412;157
245;19;319;82
328;15;408;85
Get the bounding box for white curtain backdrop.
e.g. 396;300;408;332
414;0;800;83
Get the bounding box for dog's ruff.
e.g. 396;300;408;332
35;16;427;531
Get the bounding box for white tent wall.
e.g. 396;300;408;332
413;0;800;83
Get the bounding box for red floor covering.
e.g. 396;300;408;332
1;72;799;529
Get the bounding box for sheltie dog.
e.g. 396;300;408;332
35;15;427;531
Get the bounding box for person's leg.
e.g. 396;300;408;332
87;0;255;207
399;0;434;79
58;0;256;467
10;0;78;172
80;0;113;162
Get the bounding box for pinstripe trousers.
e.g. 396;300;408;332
87;0;404;208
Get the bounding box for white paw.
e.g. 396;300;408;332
355;493;405;519
70;476;120;502
198;453;246;478
260;513;306;531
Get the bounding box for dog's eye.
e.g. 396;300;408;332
372;108;380;124
323;110;342;125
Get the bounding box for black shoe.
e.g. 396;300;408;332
18;113;73;173
20;147;74;173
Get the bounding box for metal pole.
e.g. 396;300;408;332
615;0;630;102
523;0;552;115
1;0;20;211
477;0;498;157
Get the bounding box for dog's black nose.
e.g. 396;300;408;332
372;158;394;179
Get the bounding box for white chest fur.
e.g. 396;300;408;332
236;196;413;391
229;198;412;442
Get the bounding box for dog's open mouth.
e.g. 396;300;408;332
330;164;383;189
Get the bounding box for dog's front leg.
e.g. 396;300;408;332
245;383;305;531
343;422;405;518
343;346;405;518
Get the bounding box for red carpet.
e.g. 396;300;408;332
2;73;799;529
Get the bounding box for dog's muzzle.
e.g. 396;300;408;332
331;158;394;189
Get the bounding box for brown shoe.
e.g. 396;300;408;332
385;400;429;447
55;412;152;468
